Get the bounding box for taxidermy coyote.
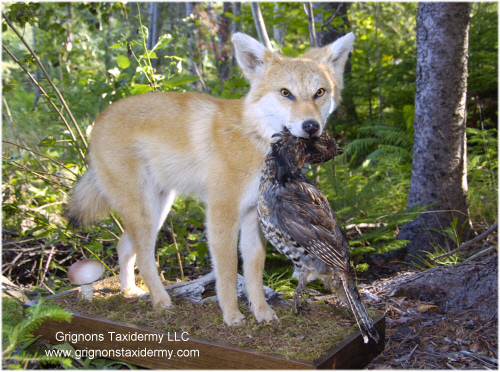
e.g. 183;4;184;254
67;32;355;326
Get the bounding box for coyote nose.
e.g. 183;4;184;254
302;120;320;137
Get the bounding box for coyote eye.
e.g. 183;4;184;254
315;88;326;98
281;89;290;97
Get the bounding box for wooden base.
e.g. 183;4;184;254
24;292;385;369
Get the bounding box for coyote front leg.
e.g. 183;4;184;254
206;200;245;325
240;207;277;323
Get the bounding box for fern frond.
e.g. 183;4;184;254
21;299;72;335
4;350;73;369
402;105;415;131
3;298;72;358
379;130;413;151
346;137;379;155
378;144;412;160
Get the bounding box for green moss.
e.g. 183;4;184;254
46;277;375;362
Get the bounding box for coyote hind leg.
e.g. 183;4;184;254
117;189;176;299
117;231;145;296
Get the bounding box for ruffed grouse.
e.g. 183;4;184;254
258;129;380;344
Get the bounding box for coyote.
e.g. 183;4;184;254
67;32;354;325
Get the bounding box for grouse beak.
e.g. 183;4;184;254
270;132;282;143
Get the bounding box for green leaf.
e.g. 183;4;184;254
164;75;199;88
281;47;300;57
221;89;232;99
129;84;152;95
117;55;130;69
140;51;158;59
109;43;123;49
39;136;57;147
153;34;173;50
3;83;15;93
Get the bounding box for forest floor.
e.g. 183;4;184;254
360;254;498;369
2;229;498;370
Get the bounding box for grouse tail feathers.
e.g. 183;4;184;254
340;271;380;344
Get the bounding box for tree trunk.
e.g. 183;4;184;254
273;3;285;48
185;2;204;91
304;2;318;48
398;3;471;260
231;2;241;69
147;3;159;68
216;2;232;81
250;2;272;50
315;3;360;124
313;2;348;47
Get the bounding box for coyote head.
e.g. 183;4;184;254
232;32;355;139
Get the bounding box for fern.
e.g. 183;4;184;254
2;297;73;369
466;127;498;224
344;106;415;167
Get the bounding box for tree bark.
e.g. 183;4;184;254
185;2;204;91
313;2;349;47
315;3;360;124
250;2;272;50
231;2;241;69
273;3;285;48
398;3;471;260
216;2;232;81
147;3;159;68
304;2;318;48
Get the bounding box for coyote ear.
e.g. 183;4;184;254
323;32;355;72
232;32;269;81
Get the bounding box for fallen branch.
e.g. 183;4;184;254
432;222;497;260
463;246;497;263
459;350;498;366
139;271;285;306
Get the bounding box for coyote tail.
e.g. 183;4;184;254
65;168;110;227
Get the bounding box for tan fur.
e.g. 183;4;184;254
67;32;354;325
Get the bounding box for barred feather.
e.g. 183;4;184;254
258;128;380;344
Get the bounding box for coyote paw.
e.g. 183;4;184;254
224;310;246;326
122;286;146;297
253;304;278;323
153;297;173;309
151;290;173;308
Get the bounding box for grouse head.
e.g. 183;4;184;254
304;131;343;165
270;128;308;178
